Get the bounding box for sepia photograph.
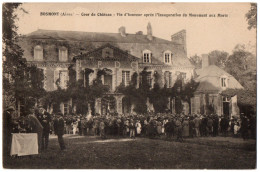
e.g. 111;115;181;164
2;2;257;169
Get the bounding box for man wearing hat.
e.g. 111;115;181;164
39;108;51;150
54;112;66;150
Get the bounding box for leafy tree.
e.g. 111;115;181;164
221;45;256;115
208;50;228;68
189;54;202;69
245;3;257;30
171;77;183;114
132;68;151;114
149;72;170;113
116;72;139;114
175;96;183;114
68;79;87;114
116;68;152;114
3;3;24;109
225;44;256;91
3;3;45;114
43;68;110;115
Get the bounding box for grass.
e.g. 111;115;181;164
3;134;256;169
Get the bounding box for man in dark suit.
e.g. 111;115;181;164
39;108;51;150
165;118;175;139
54;112;66;150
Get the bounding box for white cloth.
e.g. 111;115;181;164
10;133;38;156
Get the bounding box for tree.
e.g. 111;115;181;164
225;44;256;91
171;77;183;114
208;50;228;68
132;68;151;114
245;3;257;30
3;3;24;109
43;67;110;115
148;72;170;113
220;44;256;115
189;54;202;69
116;68;153;114
3;3;45;114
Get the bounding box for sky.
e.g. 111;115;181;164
15;3;256;57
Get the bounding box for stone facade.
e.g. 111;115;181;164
19;23;195;115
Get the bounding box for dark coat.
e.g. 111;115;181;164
54;117;65;136
165;121;174;133
39;111;51;133
4;111;13;133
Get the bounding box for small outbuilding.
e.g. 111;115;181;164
191;54;243;118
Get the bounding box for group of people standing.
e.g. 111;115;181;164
4;106;67;156
60;112;256;141
4;106;255;157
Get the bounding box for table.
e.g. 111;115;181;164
10;133;38;156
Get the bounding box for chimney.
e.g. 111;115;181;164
147;22;153;41
118;26;126;37
201;54;209;68
171;29;187;55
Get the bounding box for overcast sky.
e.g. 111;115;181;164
16;3;256;57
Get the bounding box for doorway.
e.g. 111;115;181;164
223;97;230;118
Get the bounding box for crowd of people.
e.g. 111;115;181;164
4;106;256;156
61;112;255;141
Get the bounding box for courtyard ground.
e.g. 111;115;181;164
3;134;256;169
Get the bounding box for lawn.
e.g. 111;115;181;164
3;135;256;169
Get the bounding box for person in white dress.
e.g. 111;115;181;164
136;120;142;136
234;121;240;137
72;121;78;135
